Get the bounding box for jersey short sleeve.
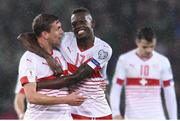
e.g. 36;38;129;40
112;56;126;85
18;52;37;85
14;75;24;94
87;43;112;71
161;57;173;81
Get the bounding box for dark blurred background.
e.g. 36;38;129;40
0;0;180;119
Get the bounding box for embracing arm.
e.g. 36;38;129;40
24;82;85;106
37;63;94;89
17;32;63;75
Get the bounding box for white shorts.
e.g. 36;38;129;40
24;110;72;120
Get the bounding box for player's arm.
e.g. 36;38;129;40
37;44;112;90
37;63;94;89
23;82;85;106
161;58;177;119
14;91;26;119
110;56;125;120
17;32;63;75
163;80;177;119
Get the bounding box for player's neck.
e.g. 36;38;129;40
37;37;52;55
77;36;94;50
136;50;152;61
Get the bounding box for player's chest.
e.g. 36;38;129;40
124;59;162;77
35;56;62;77
63;44;94;66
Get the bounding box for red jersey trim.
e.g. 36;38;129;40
20;76;29;85
116;78;125;85
126;78;160;86
163;80;170;87
71;114;112;120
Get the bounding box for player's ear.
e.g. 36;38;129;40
91;20;95;28
41;31;49;39
135;39;139;46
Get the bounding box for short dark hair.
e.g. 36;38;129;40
72;7;91;15
32;13;59;37
137;27;155;42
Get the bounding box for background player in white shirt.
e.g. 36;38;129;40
110;27;177;120
14;75;26;119
18;14;86;120
17;7;112;120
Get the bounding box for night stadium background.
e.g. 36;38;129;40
0;0;180;119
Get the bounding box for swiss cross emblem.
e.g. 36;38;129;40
140;79;147;86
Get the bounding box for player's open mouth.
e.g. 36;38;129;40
78;30;85;35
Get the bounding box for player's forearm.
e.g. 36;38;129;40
37;64;93;89
37;74;81;89
164;85;177;119
14;94;25;118
27;92;68;105
110;84;122;117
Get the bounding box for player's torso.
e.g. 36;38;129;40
122;50;165;119
60;32;111;117
123;51;163;81
26;50;70;115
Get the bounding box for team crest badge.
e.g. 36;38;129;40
98;49;108;60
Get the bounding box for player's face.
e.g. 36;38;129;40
71;12;94;40
48;20;64;47
136;38;156;57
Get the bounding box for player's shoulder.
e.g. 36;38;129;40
153;51;170;63
119;49;136;60
62;32;75;41
20;51;40;63
153;51;170;66
95;37;112;51
21;51;35;59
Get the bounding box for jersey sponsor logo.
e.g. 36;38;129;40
26;68;36;82
42;62;48;65
98;49;108;60
91;58;100;66
26;59;32;63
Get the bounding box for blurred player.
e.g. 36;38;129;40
18;7;112;120
110;27;177;120
18;14;86;120
14;76;26;119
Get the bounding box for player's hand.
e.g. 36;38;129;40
46;56;63;76
65;92;86;106
18;113;24;120
113;115;123;120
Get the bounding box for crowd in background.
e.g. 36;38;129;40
0;0;180;119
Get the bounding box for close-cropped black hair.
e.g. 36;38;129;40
72;7;91;15
137;27;155;42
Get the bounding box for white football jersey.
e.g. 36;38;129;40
18;50;72;120
60;32;112;117
14;76;24;94
112;49;173;119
